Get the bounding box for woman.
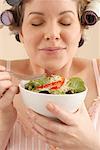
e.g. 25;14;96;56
0;0;100;149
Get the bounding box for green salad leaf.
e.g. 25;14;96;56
24;76;86;94
25;76;50;91
33;76;49;87
66;77;86;93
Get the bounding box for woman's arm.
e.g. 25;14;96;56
0;104;17;150
0;62;19;150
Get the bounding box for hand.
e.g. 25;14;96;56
0;65;19;115
27;103;100;150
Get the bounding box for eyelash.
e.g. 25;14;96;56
60;23;71;26
31;22;71;27
31;23;43;26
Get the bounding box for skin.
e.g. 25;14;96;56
0;0;100;149
19;0;82;75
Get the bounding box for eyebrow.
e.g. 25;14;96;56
28;11;75;16
28;12;44;16
59;11;75;16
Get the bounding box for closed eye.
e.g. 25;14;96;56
32;23;44;26
60;23;71;26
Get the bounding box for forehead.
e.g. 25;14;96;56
24;0;77;15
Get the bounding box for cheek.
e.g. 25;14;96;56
22;24;42;47
66;33;80;45
63;28;81;46
23;31;42;52
24;33;39;46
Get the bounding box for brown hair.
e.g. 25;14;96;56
8;0;91;32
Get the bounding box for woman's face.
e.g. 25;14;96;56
19;0;82;71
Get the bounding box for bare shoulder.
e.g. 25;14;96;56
74;57;92;69
75;58;99;109
74;57;94;83
75;57;91;62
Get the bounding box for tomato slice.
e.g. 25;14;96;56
36;77;65;90
50;86;59;90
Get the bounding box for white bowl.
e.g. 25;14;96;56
19;80;88;118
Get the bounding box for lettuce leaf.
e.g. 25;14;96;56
66;77;86;93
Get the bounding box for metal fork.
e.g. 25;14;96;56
6;70;45;80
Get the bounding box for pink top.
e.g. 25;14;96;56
5;59;100;150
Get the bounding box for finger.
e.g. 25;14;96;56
38;134;59;148
32;125;59;148
0;65;6;71
34;115;68;134
33;122;57;142
27;109;70;134
0;72;12;80
0;86;19;110
26;109;56;135
46;103;76;125
17;110;34;136
0;80;13;95
27;109;59;133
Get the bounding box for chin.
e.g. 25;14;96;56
43;61;66;72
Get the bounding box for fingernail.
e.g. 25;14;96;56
46;103;55;111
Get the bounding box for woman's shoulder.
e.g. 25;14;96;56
74;57;92;68
73;57;98;80
75;57;100;66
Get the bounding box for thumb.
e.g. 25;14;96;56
46;103;76;125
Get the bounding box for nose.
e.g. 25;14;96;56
44;33;60;41
44;22;61;41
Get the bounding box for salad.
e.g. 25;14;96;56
24;75;86;94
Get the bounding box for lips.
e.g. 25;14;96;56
39;47;66;51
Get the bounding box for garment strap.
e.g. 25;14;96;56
6;60;11;71
92;59;100;97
